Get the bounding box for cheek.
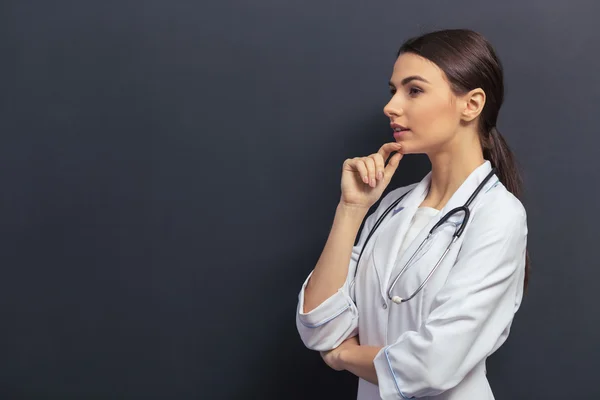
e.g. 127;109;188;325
417;98;456;131
404;99;459;152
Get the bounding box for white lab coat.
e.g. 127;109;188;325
296;160;527;400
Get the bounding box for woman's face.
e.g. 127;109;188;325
384;53;465;155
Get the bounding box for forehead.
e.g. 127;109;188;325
389;53;446;85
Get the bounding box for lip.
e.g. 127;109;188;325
391;123;409;139
390;123;407;130
393;129;409;139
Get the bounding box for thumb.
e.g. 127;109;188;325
383;151;403;181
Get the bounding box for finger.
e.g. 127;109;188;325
370;153;385;181
349;158;369;185
377;142;403;163
383;151;403;182
362;157;376;187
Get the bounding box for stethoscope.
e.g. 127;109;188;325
352;168;498;305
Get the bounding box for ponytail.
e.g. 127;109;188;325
482;127;531;293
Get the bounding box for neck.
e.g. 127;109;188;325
422;131;485;210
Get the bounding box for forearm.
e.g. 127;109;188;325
340;345;383;386
303;203;368;313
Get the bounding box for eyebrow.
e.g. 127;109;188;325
389;75;430;87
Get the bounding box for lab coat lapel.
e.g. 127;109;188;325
384;160;496;297
372;173;431;300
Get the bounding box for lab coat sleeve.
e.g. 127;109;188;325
296;186;414;352
373;195;528;399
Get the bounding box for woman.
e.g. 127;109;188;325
295;29;529;400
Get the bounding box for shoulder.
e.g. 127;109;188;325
456;182;528;279
469;182;528;237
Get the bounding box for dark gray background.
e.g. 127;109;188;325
1;0;598;399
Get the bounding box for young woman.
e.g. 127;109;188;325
296;29;529;400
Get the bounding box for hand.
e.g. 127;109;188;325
340;142;404;209
320;335;360;371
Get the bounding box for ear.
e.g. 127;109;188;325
460;88;486;122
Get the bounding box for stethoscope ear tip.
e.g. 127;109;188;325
392;296;403;304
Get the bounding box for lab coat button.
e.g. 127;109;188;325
382;303;387;309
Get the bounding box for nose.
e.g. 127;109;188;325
383;98;403;119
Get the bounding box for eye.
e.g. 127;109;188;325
389;87;396;95
408;86;423;96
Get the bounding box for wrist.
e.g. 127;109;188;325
337;202;370;218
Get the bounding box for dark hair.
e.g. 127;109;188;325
397;29;530;293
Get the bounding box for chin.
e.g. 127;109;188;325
395;135;432;154
399;143;429;156
396;140;416;155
